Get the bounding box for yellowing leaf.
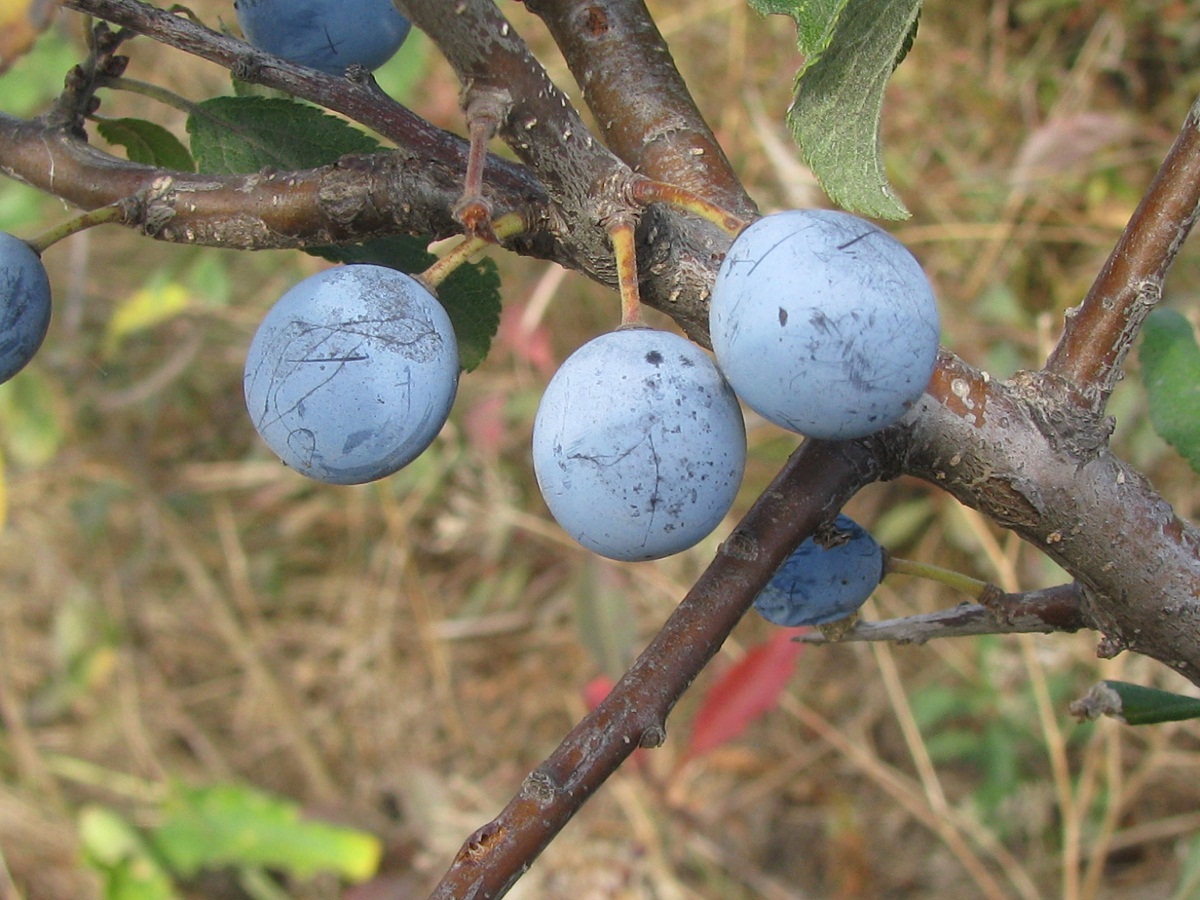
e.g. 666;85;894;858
104;282;192;359
0;0;60;74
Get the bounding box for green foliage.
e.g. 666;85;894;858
1097;680;1200;726
187;96;502;369
80;782;382;898
315;237;502;372
1139;308;1200;473
97;118;196;171
187;96;381;174
748;0;921;219
151;782;381;882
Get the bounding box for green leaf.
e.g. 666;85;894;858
754;0;921;219
0;367;65;468
313;238;502;372
439;257;501;372
1084;680;1200;726
79;806;181;900
749;0;846;57
150;783;381;883
1139;308;1200;473
574;560;637;680
187;96;380;175
97;118;195;172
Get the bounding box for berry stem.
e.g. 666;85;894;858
885;554;993;601
630;177;749;238
608;218;642;326
420;210;527;289
26;203;130;254
453;86;511;239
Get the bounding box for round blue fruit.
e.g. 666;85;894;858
753;515;883;627
244;265;458;485
710;209;940;440
0;232;52;385
532;327;746;562
235;0;411;75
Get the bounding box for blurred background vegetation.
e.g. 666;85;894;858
2;0;1200;897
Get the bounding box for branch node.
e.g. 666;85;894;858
639;724;667;749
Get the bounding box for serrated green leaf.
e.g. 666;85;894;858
97;118;195;172
756;0;921;219
187;96;380;175
312;234;435;273
786;0;920;218
312;238;502;372
749;0;847;58
150;783;381;883
439;256;501;372
1139;308;1200;473
1103;680;1200;725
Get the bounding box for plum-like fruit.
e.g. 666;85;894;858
244;265;458;485
710;209;940;440
0;232;52;385
753;515;883;627
235;0;411;75
532;327;746;562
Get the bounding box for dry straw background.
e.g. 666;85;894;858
2;1;1200;897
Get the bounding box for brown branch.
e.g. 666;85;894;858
908;350;1200;683
525;0;757;217
0;111;547;250
61;0;541;201
429;437;887;899
798;583;1090;644
1044;93;1200;412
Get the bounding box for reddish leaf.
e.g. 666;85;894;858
582;674;615;711
684;629;805;761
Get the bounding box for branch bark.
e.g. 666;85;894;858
798;583;1089;644
1044;93;1200;413
429;437;887;899
525;0;756;217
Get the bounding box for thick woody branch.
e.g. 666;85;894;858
525;0;757;217
392;0;736;341
0;111;547;250
429;437;888;899
1044;93;1200;412
62;0;541;202
907;352;1200;683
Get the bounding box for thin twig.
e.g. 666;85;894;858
798;583;1089;644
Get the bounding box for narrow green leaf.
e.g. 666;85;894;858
187;96;380;175
786;0;920;218
1139;308;1200;473
753;0;921;219
150;783;381;883
1104;680;1200;726
313;238;502;372
574;561;637;680
97;118;195;172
